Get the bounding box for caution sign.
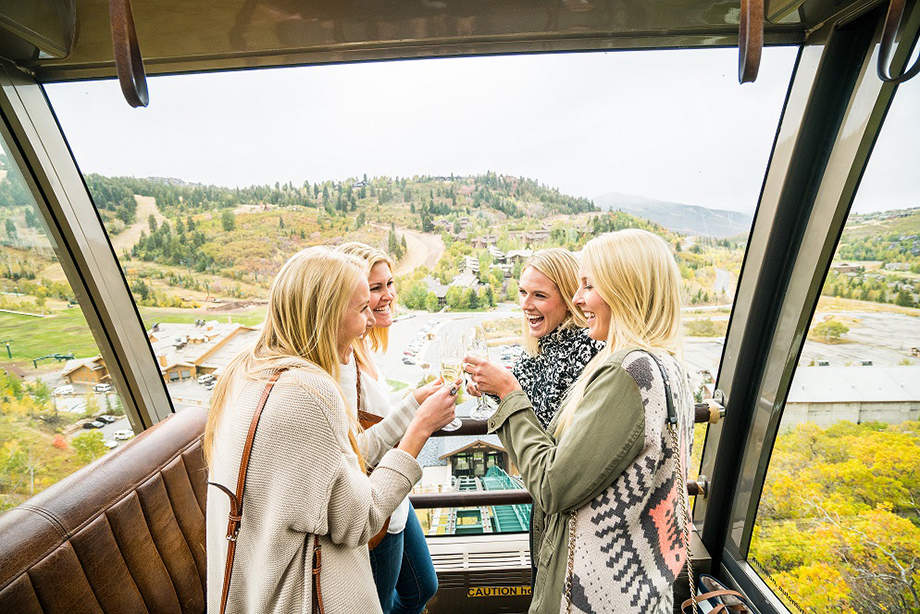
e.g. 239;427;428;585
467;586;532;598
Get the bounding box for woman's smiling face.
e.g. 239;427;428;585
519;266;569;338
573;268;612;341
368;261;396;328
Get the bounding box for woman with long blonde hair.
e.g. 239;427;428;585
511;248;603;428
205;246;456;613
466;230;694;613
336;241;440;614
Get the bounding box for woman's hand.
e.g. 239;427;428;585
399;383;458;457
411;383;458;436
412;376;443;405
463;356;522;400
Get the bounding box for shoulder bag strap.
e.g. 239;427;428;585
209;368;324;614
355;357;385;429
646;351;698;613
352;359;391;548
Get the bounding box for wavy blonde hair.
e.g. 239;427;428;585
554;230;682;437
337;242;395;377
204;246;367;471
520;248;588;356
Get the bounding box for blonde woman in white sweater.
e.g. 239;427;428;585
338;242;439;614
205;247;456;613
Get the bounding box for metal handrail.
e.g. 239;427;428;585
410;479;706;509
432;401;723;437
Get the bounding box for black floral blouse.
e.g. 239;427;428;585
511;325;604;429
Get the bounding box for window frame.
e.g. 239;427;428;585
0;61;174;432
694;3;920;611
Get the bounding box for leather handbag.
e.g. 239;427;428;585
208;369;325;614
354;361;391;549
681;575;761;614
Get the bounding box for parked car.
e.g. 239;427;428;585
95;415;117;424
103;440;118;449
93;383;113;393
113;430;134;440
402;357;415;365
54;384;74;396
197;373;216;385
82;420;105;429
203;380;215;390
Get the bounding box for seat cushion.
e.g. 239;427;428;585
0;407;208;614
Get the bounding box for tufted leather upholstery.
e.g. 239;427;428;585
0;407;209;614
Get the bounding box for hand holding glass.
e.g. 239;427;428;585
435;331;464;432
466;326;496;420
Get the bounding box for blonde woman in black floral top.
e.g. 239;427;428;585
513;249;604;428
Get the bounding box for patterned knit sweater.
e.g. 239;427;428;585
565;350;693;614
206;368;422;613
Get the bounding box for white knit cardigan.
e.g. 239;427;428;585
206;368;422;613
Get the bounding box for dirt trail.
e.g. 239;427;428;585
394;228;445;275
111;195;166;254
40;195;165;282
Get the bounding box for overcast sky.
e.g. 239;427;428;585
45;47;918;215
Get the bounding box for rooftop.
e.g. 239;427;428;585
787;366;920;404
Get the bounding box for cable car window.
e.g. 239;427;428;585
43;47;797;536
0;135;129;517
749;79;920;613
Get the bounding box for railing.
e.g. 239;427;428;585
412;400;721;510
431;401;723;437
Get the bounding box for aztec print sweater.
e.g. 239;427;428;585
488;348;693;613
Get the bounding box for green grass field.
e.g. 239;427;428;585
0;309;101;368
0;306;268;370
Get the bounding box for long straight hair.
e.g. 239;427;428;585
337;242;394;378
554;230;683;437
204;246;367;470
520;248;589;356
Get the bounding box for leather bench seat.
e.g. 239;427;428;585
0;407;209;614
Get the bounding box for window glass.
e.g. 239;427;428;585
45;47;796;536
749;80;920;612
0;136;128;516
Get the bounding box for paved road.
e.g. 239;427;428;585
381;307;520;387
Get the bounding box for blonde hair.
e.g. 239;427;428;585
204;246;367;470
520;248;588;356
337;242;395;376
554;230;682;437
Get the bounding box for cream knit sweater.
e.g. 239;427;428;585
206;368;422;613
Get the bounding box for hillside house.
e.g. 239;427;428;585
61;356;109;385
831;262;863;274
149;321;258;383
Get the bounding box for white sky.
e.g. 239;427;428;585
45;47;918;215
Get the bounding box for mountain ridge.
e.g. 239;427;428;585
593;192;752;238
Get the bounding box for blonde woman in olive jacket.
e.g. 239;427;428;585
466;230;694;614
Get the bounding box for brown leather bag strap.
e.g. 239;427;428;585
210;369;286;614
681;589;747;613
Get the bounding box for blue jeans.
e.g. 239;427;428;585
368;505;438;614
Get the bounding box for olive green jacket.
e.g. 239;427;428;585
486;349;645;613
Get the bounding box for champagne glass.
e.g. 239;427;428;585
436;330;464;432
466;325;496;420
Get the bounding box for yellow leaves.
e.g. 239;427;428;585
752;420;920;612
772;563;855;613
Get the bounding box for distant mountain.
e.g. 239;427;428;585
593;192;752;238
